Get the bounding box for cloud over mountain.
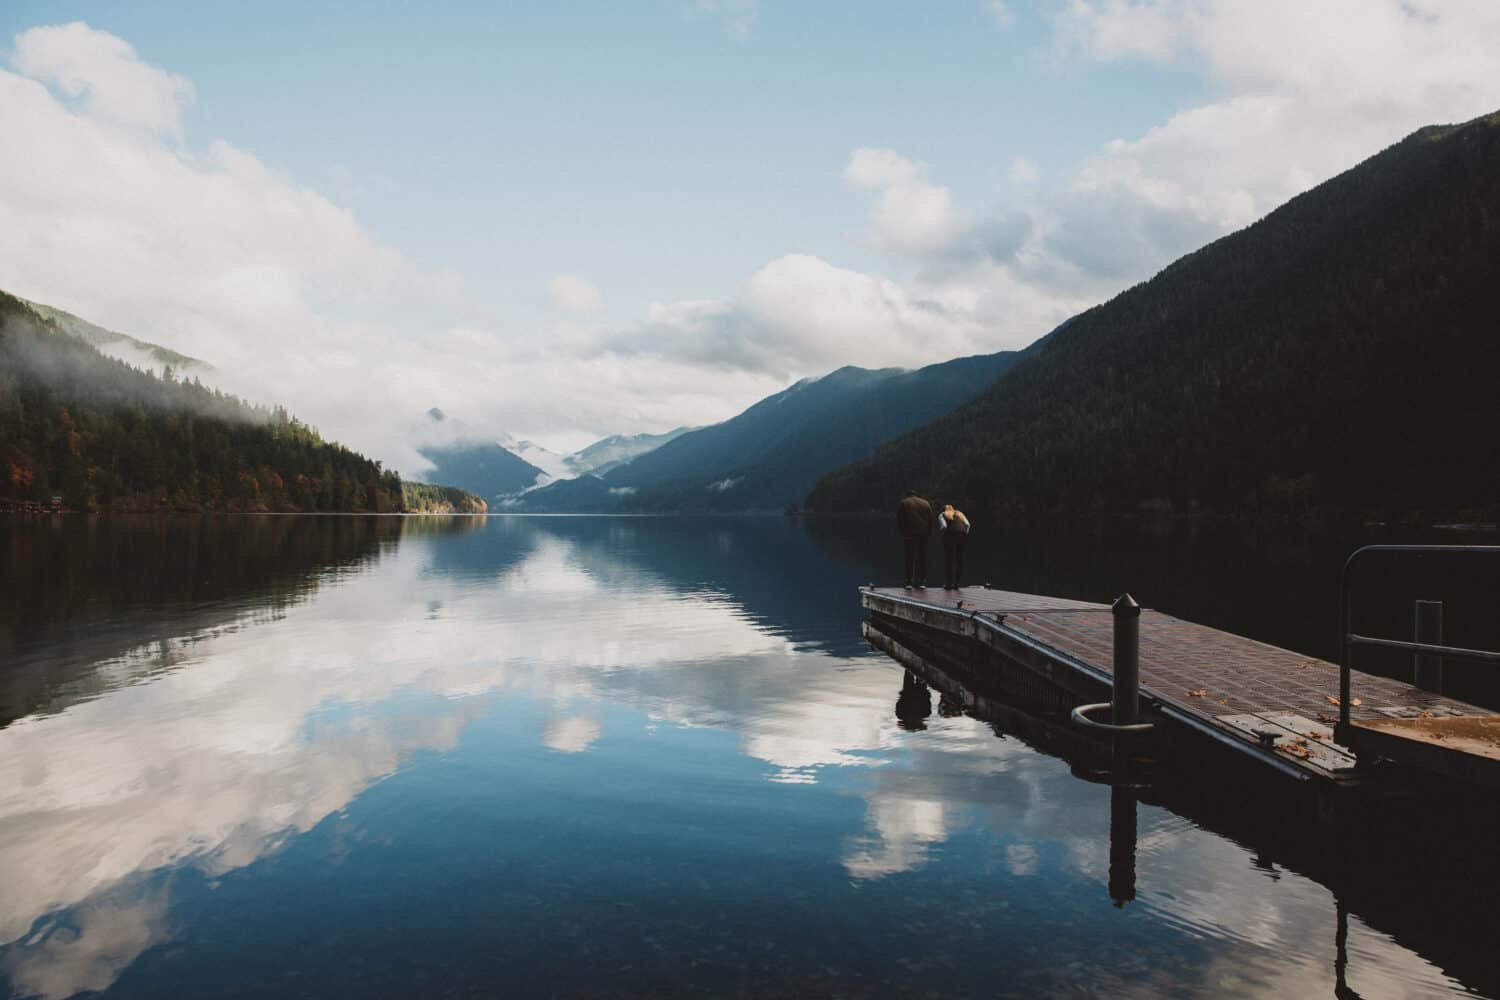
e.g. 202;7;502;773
2;6;1497;471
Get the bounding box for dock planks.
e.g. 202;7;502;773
861;585;1494;784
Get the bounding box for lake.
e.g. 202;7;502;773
2;513;1496;998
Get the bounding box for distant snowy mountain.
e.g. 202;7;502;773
496;433;572;486
565;427;696;477
421;419;697;501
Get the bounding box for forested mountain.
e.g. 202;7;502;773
0;291;405;512
417;441;546;501
516;351;1019;513
807;110;1500;520
565;427;695;477
23;298;208;372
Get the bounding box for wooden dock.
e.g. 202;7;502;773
861;585;1500;787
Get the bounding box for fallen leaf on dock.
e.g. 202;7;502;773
1308;731;1330;740
1351;697;1363;706
1187;689;1209;697
1317;713;1338;724
1325;695;1340;705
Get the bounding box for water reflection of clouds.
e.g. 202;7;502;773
543;716;602;754
0;528;813;994
0;522;1473;998
1;884;170;1000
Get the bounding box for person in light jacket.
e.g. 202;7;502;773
938;503;970;590
895;490;934;589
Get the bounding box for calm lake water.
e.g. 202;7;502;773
2;513;1496;998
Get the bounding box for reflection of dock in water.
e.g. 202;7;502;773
861;586;1500;789
868;619;1143;906
866;605;1500;998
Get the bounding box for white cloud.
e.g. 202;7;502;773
842;148;1038;278
988;1;1015;28
546;273;604;314
604;252;1040;379
844;148;962;255
11;22;193;138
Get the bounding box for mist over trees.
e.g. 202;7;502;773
0;291;405;512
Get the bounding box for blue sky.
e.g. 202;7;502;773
2;2;1497;465
1;2;1199;320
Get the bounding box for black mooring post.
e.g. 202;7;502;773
1414;599;1444;693
1112;594;1141;727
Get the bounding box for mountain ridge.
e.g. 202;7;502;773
514;350;1020;513
806;110;1500;519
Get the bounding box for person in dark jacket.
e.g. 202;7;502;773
938;503;970;590
895;491;934;589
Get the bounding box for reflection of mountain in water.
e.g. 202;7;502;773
520;516;881;658
1;516;474;727
408;513;537;581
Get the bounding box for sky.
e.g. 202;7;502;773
2;1;1498;473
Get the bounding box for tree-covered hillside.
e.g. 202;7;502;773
0;291;404;512
402;481;488;513
807;111;1500;520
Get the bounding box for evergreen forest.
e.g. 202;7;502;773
0;291;477;513
807;111;1500;521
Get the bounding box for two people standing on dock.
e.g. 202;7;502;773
896;492;973;590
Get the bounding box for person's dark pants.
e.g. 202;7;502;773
942;533;967;588
902;535;929;587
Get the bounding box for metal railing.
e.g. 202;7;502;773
1336;544;1500;742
